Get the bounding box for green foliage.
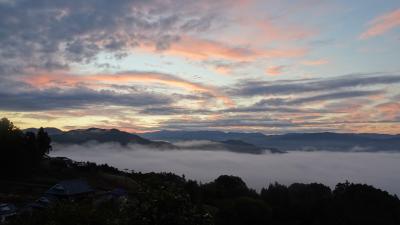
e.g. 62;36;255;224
202;175;258;203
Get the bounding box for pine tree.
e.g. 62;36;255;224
37;127;52;157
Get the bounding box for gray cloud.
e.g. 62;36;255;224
138;89;376;116
158;115;400;134
0;0;226;75
0;85;172;111
288;90;382;105
140;106;213;115
254;90;383;106
139;103;333;116
160;117;313;130
232;74;400;97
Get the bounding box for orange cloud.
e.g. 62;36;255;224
166;36;262;61
262;48;307;58
302;59;329;66
141;36;306;61
213;66;232;75
20;71;234;107
266;65;286;76
360;8;400;39
376;102;400;120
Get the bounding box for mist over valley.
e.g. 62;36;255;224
50;142;400;196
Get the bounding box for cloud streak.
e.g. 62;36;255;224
145;36;307;61
20;71;234;106
0;85;172;111
360;8;400;39
232;73;400;97
286;90;383;105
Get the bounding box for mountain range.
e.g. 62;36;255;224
24;128;400;152
24;127;175;149
142;130;400;152
24;128;269;153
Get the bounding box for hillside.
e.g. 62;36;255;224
2;156;400;225
25;128;176;149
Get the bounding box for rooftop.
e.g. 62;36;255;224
46;179;94;196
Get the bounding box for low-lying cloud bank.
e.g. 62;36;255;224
51;142;400;195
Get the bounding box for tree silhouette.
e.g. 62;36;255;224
37;127;52;157
0;118;52;177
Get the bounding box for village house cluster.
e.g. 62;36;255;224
0;179;128;223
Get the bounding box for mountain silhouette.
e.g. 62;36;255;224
142;130;400;151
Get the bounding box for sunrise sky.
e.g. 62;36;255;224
0;0;399;134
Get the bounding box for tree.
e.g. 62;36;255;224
0;118;52;176
37;127;52;157
203;175;256;201
0;118;25;174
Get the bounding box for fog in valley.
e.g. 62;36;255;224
51;142;400;195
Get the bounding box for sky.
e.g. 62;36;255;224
0;0;399;134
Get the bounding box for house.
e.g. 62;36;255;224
45;179;94;200
0;203;17;223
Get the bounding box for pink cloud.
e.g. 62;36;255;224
140;36;307;61
255;19;315;41
266;65;287;76
167;36;261;61
213;66;232;75
302;59;329;66
360;8;400;39
19;71;234;107
375;102;400;120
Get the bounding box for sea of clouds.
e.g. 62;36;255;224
50;142;400;195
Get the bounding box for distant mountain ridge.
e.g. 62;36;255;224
23;128;273;153
24;127;175;149
24;128;400;152
142;130;400;152
24;127;64;136
142;130;268;146
175;139;280;154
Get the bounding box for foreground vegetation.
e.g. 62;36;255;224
1;118;400;225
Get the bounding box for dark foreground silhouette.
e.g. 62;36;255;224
1;118;400;225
